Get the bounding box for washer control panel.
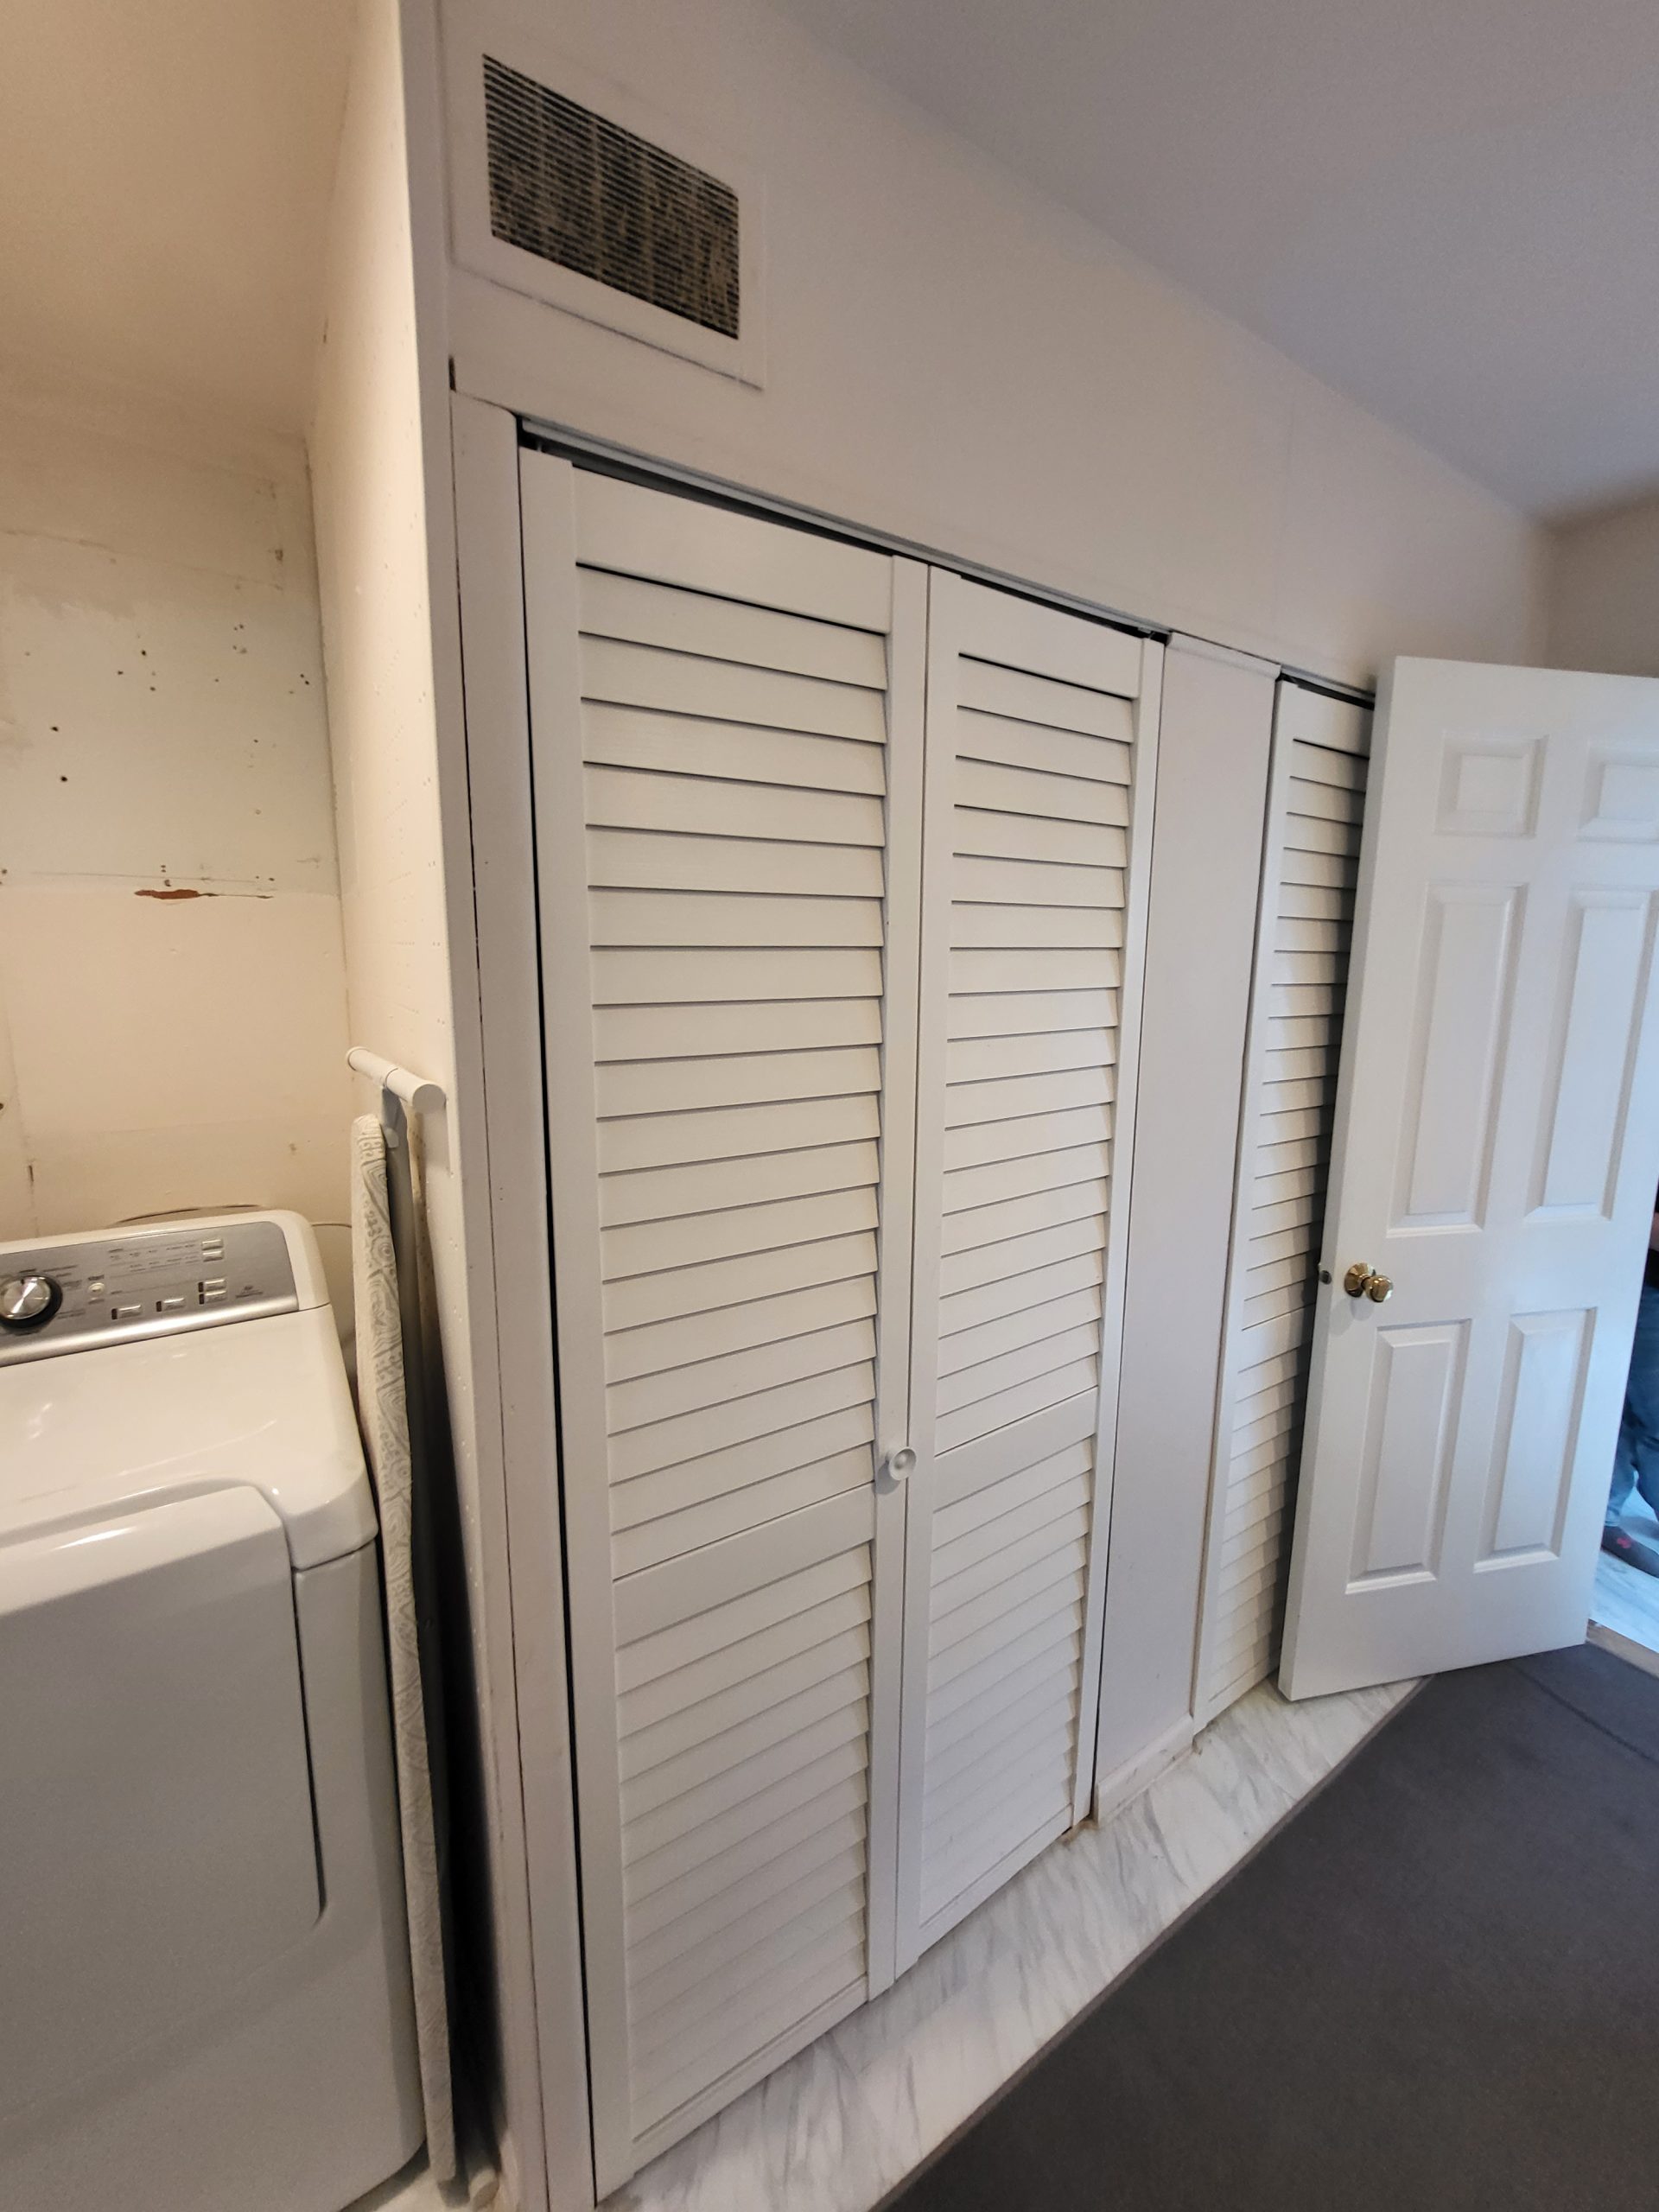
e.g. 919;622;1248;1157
0;1218;298;1367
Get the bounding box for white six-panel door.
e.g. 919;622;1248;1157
896;574;1160;1962
1282;658;1659;1699
519;461;1161;2183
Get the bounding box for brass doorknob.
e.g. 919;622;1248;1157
1344;1262;1393;1304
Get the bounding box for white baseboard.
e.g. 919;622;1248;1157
1090;1713;1196;1827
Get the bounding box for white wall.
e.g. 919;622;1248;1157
0;363;351;1295
446;0;1546;688
1547;491;1659;677
311;3;551;2203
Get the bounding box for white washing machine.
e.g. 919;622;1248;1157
0;1211;423;2212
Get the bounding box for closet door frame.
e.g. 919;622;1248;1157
895;570;1164;1966
1191;677;1372;1726
455;406;1199;2204
451;394;594;2212
518;450;927;2186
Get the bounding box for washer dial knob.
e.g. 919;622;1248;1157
0;1274;60;1330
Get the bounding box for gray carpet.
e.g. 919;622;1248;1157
887;1646;1659;2211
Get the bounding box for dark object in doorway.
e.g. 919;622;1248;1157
883;1645;1659;2212
1604;1523;1659;1577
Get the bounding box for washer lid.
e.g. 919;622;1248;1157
0;1306;376;1570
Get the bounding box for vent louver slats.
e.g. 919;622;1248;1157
1198;687;1371;1719
483;55;740;338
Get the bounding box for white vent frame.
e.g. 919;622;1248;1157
442;0;766;386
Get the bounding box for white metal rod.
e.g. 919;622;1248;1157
346;1046;447;1117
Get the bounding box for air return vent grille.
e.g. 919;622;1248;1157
482;56;740;340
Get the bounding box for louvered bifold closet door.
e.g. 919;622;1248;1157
1194;681;1371;1722
519;455;925;2190
895;573;1162;1967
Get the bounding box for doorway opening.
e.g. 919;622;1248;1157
1592;1198;1659;1666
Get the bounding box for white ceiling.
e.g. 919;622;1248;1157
3;0;1654;515
774;0;1659;518
0;0;353;439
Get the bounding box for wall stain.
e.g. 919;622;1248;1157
132;884;273;900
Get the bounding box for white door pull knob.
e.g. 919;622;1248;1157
885;1447;917;1481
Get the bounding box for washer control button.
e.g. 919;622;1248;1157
112;1301;143;1320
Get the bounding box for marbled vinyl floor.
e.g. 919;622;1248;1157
609;1675;1415;2212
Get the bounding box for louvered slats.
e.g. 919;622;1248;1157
1198;685;1370;1718
589;550;887;2117
613;1501;875;2137
931;654;1130;1454
575;518;894;1580
528;461;919;2189
900;576;1155;1959
531;464;1166;2176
